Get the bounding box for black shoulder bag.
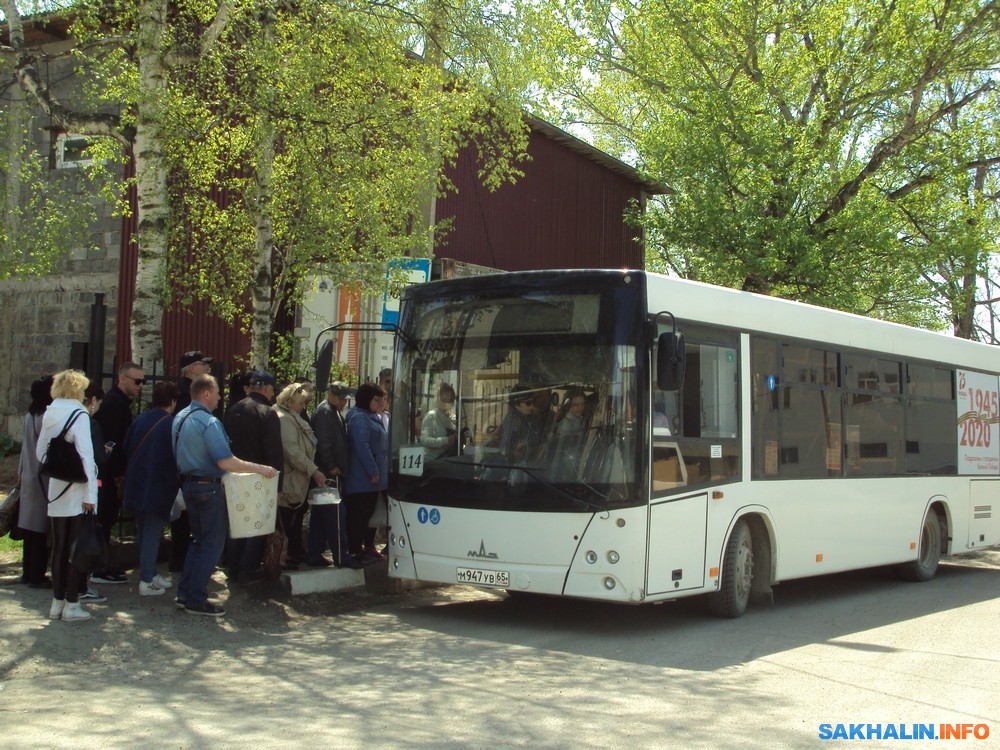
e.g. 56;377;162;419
40;410;89;502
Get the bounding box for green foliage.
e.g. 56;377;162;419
268;330;312;387
527;0;1000;333
61;0;532;331
0;105;123;279
327;360;360;388
0;433;21;458
0;534;23;556
269;328;360;387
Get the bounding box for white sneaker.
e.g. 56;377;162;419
49;599;65;619
152;574;173;590
139;580;166;597
62;602;92;622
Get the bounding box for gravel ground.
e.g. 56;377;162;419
0;551;461;749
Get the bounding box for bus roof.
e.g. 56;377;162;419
645;272;998;373
404;269;999;374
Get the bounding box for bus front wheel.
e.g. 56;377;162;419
709;519;753;618
895;510;942;582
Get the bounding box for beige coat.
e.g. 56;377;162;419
274;405;319;508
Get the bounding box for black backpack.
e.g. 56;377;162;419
40;411;88;501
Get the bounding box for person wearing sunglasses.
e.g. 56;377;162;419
90;361;145;585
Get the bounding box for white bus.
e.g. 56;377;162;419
385;270;1000;616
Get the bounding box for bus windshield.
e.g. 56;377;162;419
390;280;644;511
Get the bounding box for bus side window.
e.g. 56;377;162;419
653;442;687;491
654;323;740;493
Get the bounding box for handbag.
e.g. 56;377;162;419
0;485;19;538
262;518;288;581
70;511;109;573
41;410;88;483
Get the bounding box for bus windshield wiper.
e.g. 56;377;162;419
505;464;610;513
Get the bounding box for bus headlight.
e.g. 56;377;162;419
398;536;406;548
603;577;616;590
585;550;598;564
607;550;620;564
389;534;396;547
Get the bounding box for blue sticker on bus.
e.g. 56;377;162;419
430;508;441;525
417;507;429;524
767;374;776;392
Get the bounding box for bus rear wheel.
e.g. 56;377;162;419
895;510;942;582
709;519;753;618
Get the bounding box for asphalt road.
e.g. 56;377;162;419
1;549;998;749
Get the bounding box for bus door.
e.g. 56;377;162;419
646;322;741;595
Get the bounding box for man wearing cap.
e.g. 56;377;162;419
223;370;284;583
175;351;214;412
308;382;361;568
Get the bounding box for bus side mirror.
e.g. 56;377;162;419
657;332;686;391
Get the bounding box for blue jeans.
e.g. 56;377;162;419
133;511;168;583
308;502;350;563
178;482;228;606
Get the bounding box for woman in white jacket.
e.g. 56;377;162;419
35;370;99;622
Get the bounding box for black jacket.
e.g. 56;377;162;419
175;376;193;413
94;386;133;479
312;400;350;480
223;393;284;488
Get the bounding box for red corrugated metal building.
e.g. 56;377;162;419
115;116;662;374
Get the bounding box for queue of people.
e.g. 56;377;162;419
14;355;394;622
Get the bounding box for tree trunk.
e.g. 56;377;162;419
250;10;278;371
3;88;25;251
251;114;277;370
129;0;171;367
953;272;977;339
414;0;448;258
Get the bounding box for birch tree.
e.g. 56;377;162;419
4;0;531;368
161;0;530;367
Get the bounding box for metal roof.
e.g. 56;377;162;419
525;115;671;196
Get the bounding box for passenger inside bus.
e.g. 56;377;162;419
420;382;458;460
550;388;588;481
530;388;557;444
498;386;542;465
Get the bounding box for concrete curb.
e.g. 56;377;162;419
281;566;366;595
279;559;437;596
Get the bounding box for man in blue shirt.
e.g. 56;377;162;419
173;374;278;617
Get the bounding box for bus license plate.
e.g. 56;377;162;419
456;567;510;587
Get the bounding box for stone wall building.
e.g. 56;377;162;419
1;23;125;436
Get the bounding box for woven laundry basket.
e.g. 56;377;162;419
222;472;280;538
